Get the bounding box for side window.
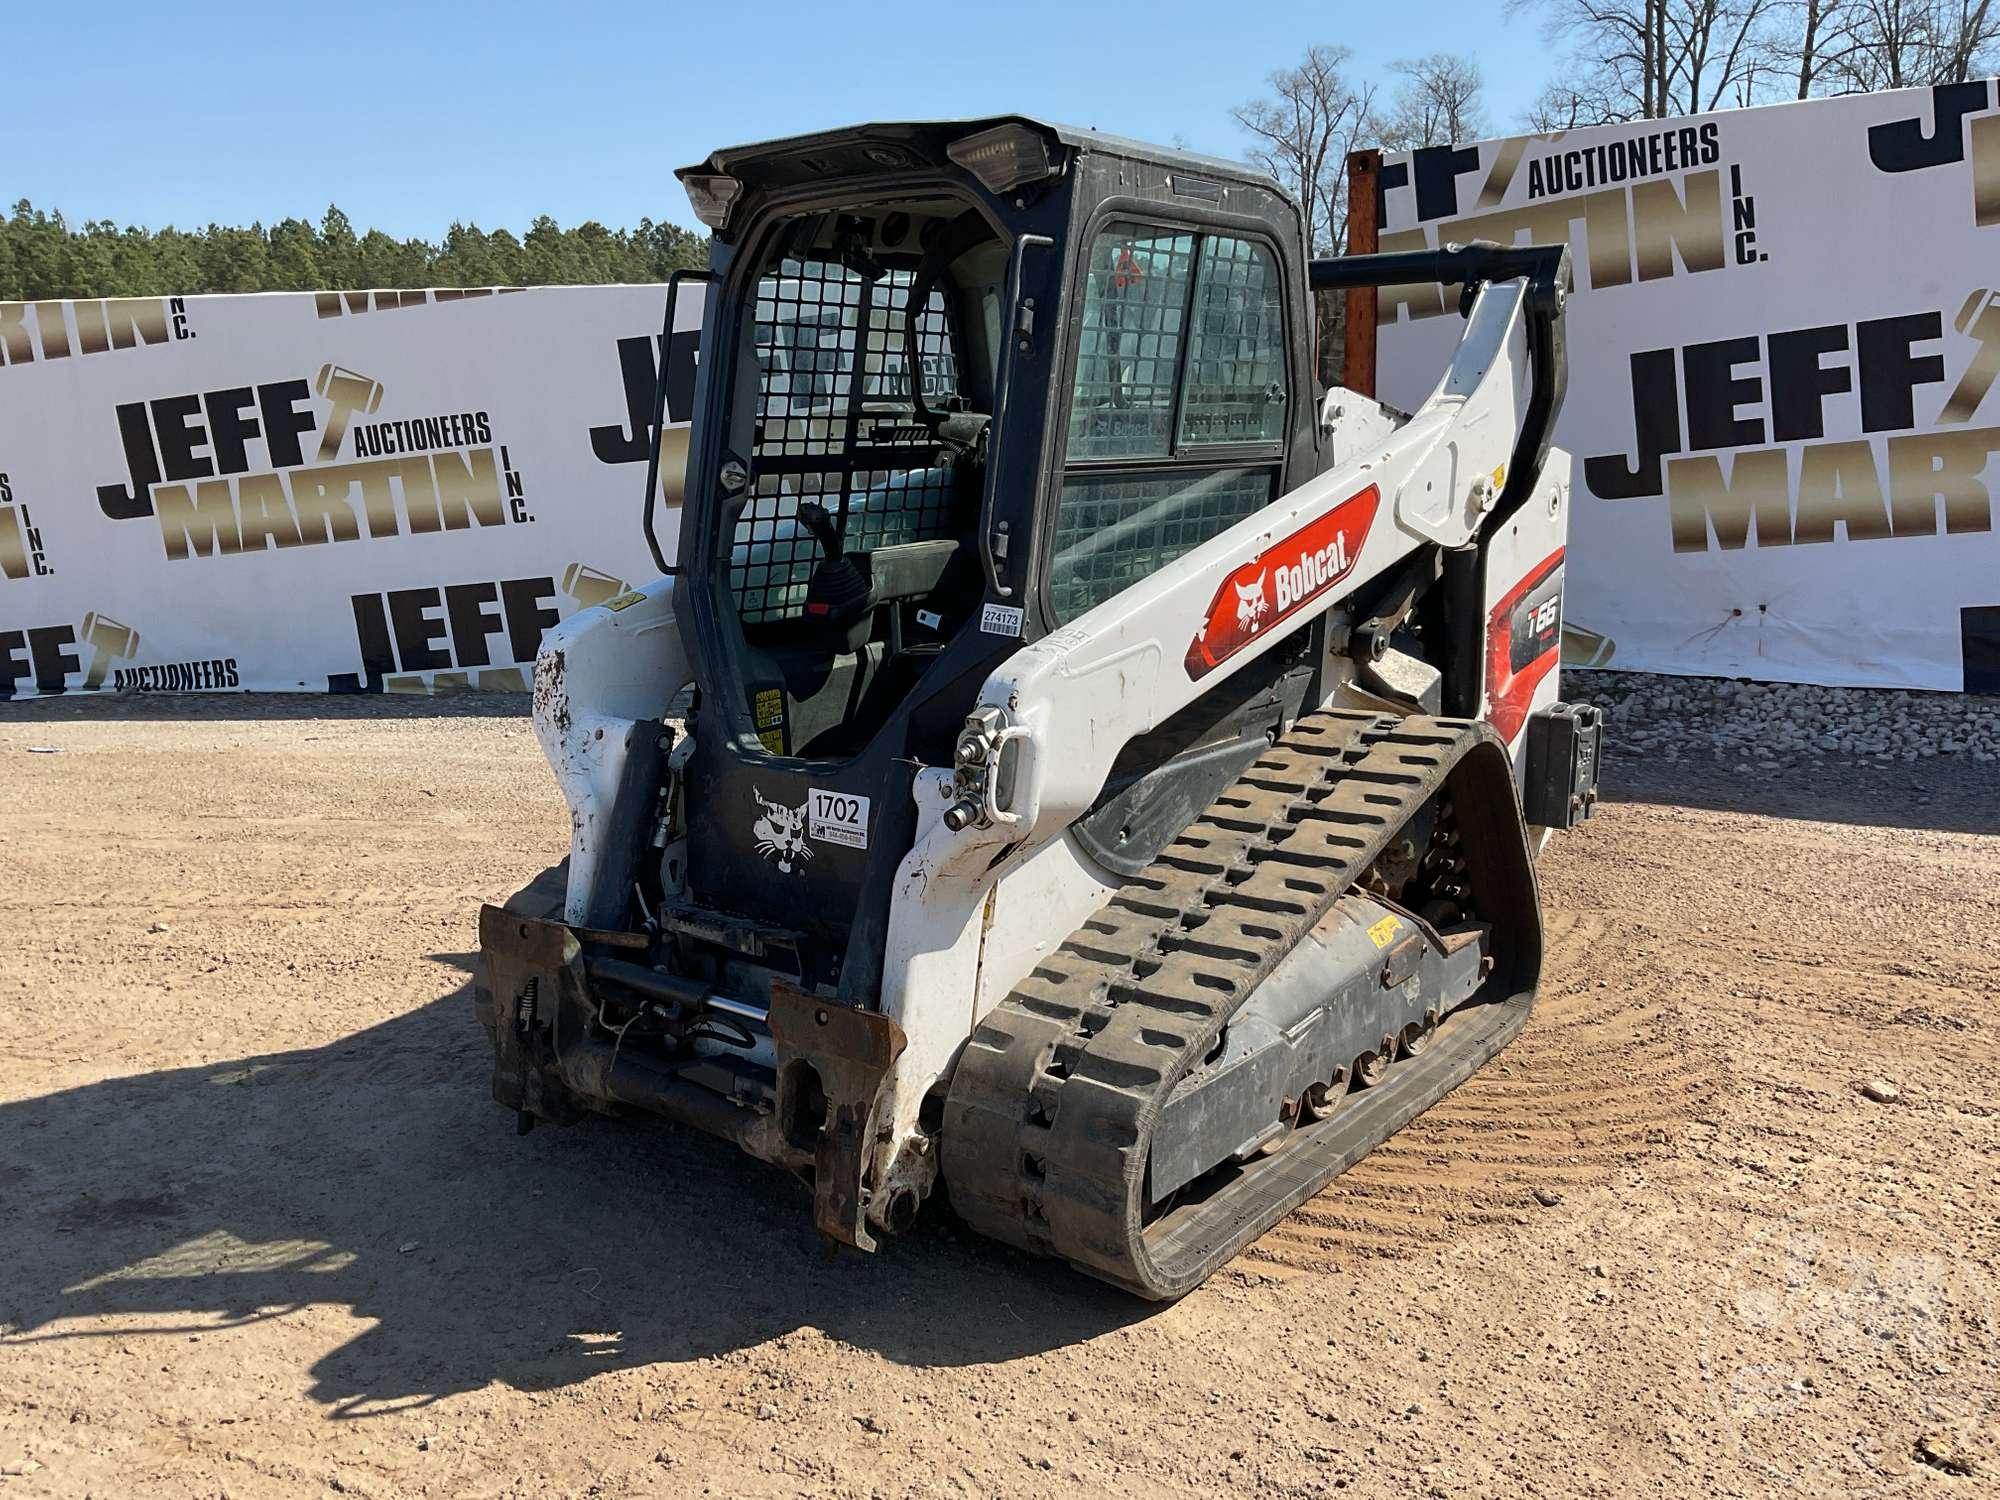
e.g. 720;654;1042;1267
1179;237;1287;446
1066;231;1197;460
1048;225;1289;623
1049;468;1276;624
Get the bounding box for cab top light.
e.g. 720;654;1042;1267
947;125;1056;195
683;174;743;230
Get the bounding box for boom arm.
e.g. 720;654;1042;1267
1312;240;1569;532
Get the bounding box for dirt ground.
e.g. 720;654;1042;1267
1;694;1996;1499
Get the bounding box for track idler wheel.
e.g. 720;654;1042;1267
1401;1014;1437;1058
1252;1093;1305;1158
1301;1064;1350;1121
1354;1044;1391;1089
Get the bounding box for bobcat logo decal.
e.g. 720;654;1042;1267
1185;485;1381;682
751;788;814;874
1235;572;1269;633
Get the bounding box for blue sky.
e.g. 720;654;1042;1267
10;2;1554;238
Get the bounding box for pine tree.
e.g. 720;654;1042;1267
267;218;321;290
319;205;359;288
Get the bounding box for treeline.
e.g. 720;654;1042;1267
17;7;1996;300
0;202;709;301
1518;0;2000;128
1239;9;1997;252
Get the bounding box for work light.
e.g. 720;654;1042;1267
683;174;743;230
947;124;1057;195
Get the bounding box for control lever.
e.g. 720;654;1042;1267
796;501;843;559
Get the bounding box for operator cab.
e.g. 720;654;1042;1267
669;119;1313;998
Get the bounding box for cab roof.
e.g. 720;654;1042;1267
675;114;1282;199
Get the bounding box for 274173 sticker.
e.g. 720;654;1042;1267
807;789;870;849
980;603;1025;638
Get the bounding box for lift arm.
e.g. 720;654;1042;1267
1312;241;1569;533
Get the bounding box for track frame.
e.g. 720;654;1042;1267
944;711;1542;1299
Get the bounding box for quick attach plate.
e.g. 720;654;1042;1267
765;983;907;1252
478;903;590;1125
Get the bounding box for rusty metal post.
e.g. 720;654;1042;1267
1342;148;1382;399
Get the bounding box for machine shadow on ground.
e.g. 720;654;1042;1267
0;973;1146;1417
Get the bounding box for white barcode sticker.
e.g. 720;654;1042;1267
980;603;1026;638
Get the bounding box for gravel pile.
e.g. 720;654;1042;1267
1566;669;2000;766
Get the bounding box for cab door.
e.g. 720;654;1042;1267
1034;219;1312;874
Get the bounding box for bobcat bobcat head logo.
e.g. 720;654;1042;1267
751;788;813;874
1235;572;1269;633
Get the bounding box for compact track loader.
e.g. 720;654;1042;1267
477;117;1602;1299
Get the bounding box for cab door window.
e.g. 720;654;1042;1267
1066;230;1196;460
1178;235;1287;446
1049;224;1288;623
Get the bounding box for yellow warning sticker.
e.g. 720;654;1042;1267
603;590;646;612
1367;914;1402;949
754;688;787;754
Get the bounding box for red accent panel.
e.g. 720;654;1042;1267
1486;546;1566;743
1184;486;1380;681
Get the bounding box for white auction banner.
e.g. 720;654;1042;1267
1375;80;2000;692
0;283;698;698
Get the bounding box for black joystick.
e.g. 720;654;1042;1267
796;501;874;650
797;501;842;559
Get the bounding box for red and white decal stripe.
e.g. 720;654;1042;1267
1485;546;1565;743
1185;486;1381;681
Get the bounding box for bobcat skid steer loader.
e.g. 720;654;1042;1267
477;118;1603;1299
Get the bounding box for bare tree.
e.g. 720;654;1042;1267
1937;0;2000;76
1518;0;1994;118
1830;0;1999;88
1838;0;1926;84
1775;0;1867;95
1507;0;1652;120
1232;44;1379;252
1682;0;1780;107
1380;53;1491;147
1512;0;1779;119
1524;76;1628;128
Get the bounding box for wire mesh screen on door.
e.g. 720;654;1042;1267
731;259;962;624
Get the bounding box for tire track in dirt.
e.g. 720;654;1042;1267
1242;912;1710;1275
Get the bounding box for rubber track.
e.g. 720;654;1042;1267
943;711;1536;1299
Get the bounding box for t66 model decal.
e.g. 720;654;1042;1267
1485;547;1566;742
